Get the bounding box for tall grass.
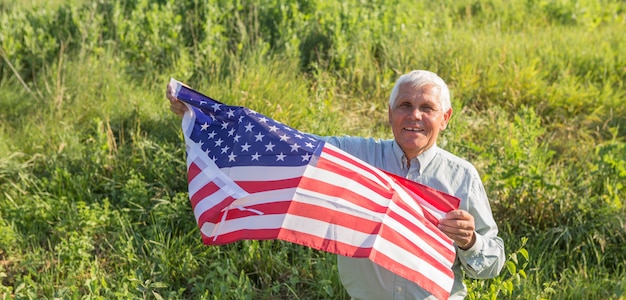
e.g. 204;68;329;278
1;0;625;299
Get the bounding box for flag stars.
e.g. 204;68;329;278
279;134;290;142
255;132;265;142
186;94;328;169
251;152;261;161
276;152;286;161
290;143;301;152
245;123;255;132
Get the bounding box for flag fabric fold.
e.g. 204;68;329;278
170;78;461;299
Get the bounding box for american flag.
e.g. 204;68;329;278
170;78;460;299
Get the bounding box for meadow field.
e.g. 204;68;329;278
0;0;625;299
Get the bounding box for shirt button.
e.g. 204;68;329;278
396;286;403;293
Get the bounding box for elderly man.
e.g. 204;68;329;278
167;70;505;299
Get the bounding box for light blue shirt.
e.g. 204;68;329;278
322;136;505;300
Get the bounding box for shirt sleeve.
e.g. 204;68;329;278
456;174;506;279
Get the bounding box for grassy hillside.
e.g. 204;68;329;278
1;0;625;299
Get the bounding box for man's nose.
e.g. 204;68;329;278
409;107;422;119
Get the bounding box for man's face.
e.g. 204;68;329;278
388;83;452;159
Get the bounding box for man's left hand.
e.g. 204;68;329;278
438;210;476;250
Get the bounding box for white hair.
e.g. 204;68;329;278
388;70;451;112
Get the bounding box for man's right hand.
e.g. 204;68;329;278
167;83;188;117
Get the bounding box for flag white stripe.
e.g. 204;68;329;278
319;147;452;222
282;214;379;246
220;165;309;181
384;206;455;262
388;183;454;249
417;199;447;219
403;187;448;220
303;165;393;208
202;213;379;248
230;188;299;207
319;144;391;188
293;189;385;222
295;185;454;258
375;236;455;288
388;204;455;253
192;187;241;222
187;143;248;200
201;194;451;260
200;214;285;237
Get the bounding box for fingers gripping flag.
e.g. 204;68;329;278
170;78;460;299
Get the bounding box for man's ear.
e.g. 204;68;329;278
441;108;453;130
388;105;393;125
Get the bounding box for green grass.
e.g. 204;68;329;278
1;0;625;299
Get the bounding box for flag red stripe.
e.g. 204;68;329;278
318;148;454;227
201;228;282;245
315;155;393;200
190;181;221;209
322;146;391;187
298;177;388;213
196;196;237;226
207;200;382;235
287;199;453;260
384;170;460;211
287;201;381;234
278;228;373;257
391;192;454;242
370;248;451;300
237;177;302;193
386;209;455;258
201;198;452;263
378;221;454;274
201;201;292;223
187;161;202;183
202;227;373;258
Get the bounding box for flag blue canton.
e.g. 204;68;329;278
178;89;323;168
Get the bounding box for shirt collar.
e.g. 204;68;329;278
392;141;439;174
